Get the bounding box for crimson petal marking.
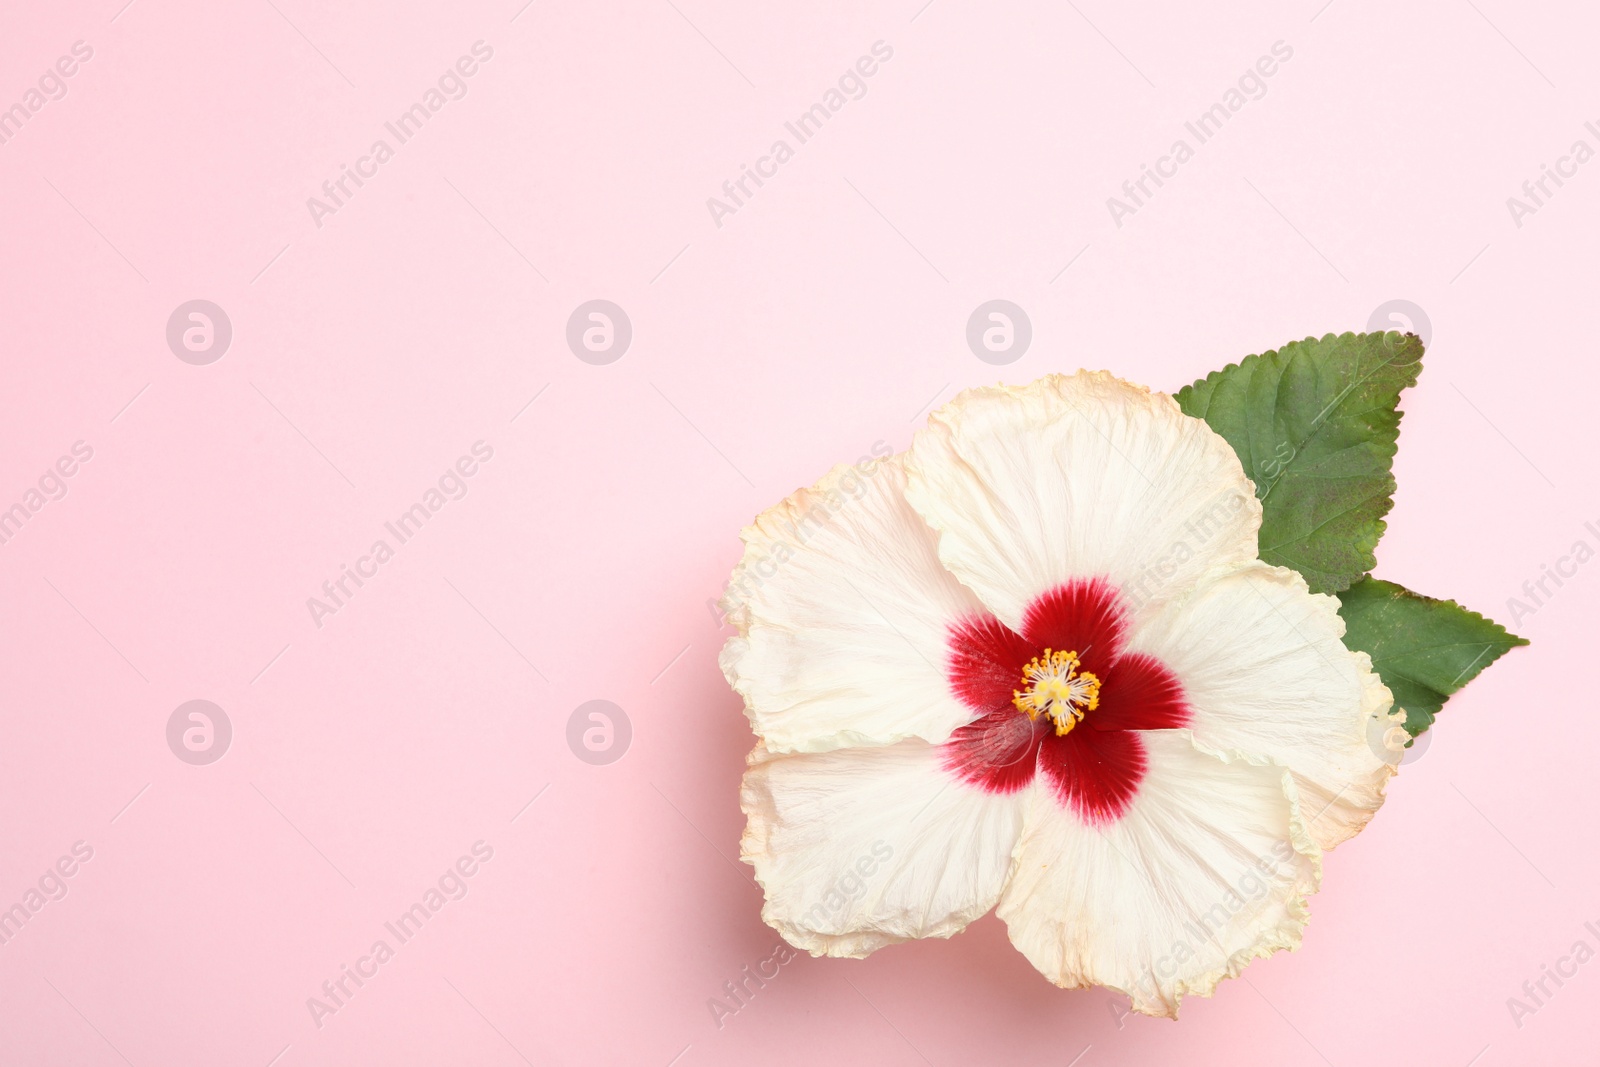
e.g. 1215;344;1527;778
1038;727;1146;825
1020;578;1128;675
947;614;1036;714
1090;652;1190;733
941;708;1046;794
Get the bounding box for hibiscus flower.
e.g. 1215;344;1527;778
720;371;1407;1018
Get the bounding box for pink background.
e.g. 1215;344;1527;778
1;0;1595;1063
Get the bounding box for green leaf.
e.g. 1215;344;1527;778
1176;331;1424;593
1336;577;1528;737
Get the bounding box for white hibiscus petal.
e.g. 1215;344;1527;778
998;731;1320;1018
742;741;1027;956
720;453;988;753
903;372;1261;632
1128;562;1405;851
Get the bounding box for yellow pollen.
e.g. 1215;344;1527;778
1012;648;1102;737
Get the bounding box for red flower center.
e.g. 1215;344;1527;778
940;577;1189;825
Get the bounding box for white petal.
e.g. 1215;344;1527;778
998;731;1320;1018
903;372;1261;631
1128;562;1404;851
742;741;1026;956
720;453;987;753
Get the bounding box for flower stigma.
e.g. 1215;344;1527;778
1012;648;1102;736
